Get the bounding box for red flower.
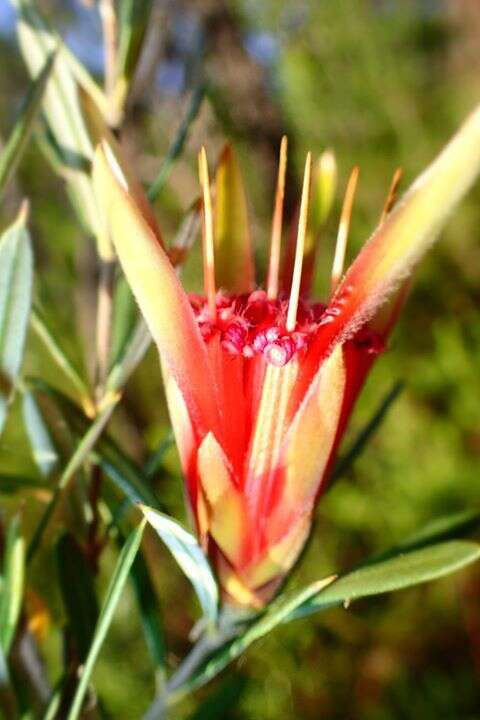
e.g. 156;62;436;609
93;105;480;607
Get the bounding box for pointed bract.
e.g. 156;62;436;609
214;145;255;293
93;145;220;436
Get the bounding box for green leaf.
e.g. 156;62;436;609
27;400;116;563
115;0;155;111
289;540;480;621
105;318;151;393
0;207;33;435
173;536;480;698
124;537;166;675
22;389;59;477
66;521;145;720
31;307;92;412
109;276;138;370
0;516;26;654
56;533;99;662
148;85;206;203
364;509;480;566
24;378;162;513
141;505;219;626
143;432;175;480
97;449;162;513
0;52;55;196
0;475;47;493
11;0;102;245
332;380;403;481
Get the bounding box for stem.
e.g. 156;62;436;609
99;0;118;101
143;621;240;720
94;259;115;400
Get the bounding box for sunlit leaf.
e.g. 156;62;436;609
115;0;155;114
172;537;480;698
56;533;98;662
115;530;166;675
289;540;480;620
31;307;92;413
0;206;33;435
22;389;59;477
0;516;25;654
11;0;103;247
66;521;145;720
141;505;219;626
0;52;55;196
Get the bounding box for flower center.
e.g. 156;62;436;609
190;290;384;366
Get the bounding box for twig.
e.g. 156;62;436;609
99;0;118;101
94;259;115;399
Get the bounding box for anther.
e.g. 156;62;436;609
198;147;217;322
286;152;312;332
380;167;403;224
331;166;359;293
267;136;288;300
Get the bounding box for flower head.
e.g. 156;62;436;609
93;106;480;607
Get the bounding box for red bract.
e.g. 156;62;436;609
93;106;480;607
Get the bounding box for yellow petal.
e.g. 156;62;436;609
93;144;220;435
214;145;255;292
197;432;246;565
243;513;311;589
215;554;263;608
282;345;345;511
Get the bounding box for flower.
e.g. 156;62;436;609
93;106;480;608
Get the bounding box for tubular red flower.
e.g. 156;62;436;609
93;104;480;607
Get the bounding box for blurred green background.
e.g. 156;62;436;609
1;0;480;718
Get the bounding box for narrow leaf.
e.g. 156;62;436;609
364;509;480;566
11;0;102;244
66;521;145;720
115;0;155;112
0;206;33;435
57;533;98;662
0;52;55;196
31;307;92;412
0;516;26;654
290;540;480;620
22;389;59;477
27;401;116;563
0;475;47;493
141;505;219;626
125;538;166;673
148;85;206;203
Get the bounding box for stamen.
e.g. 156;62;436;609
331;166;359;293
267;136;288;300
198;147;217;321
380;167;403;224
286;152;312;332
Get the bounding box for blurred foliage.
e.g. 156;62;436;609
0;0;480;718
